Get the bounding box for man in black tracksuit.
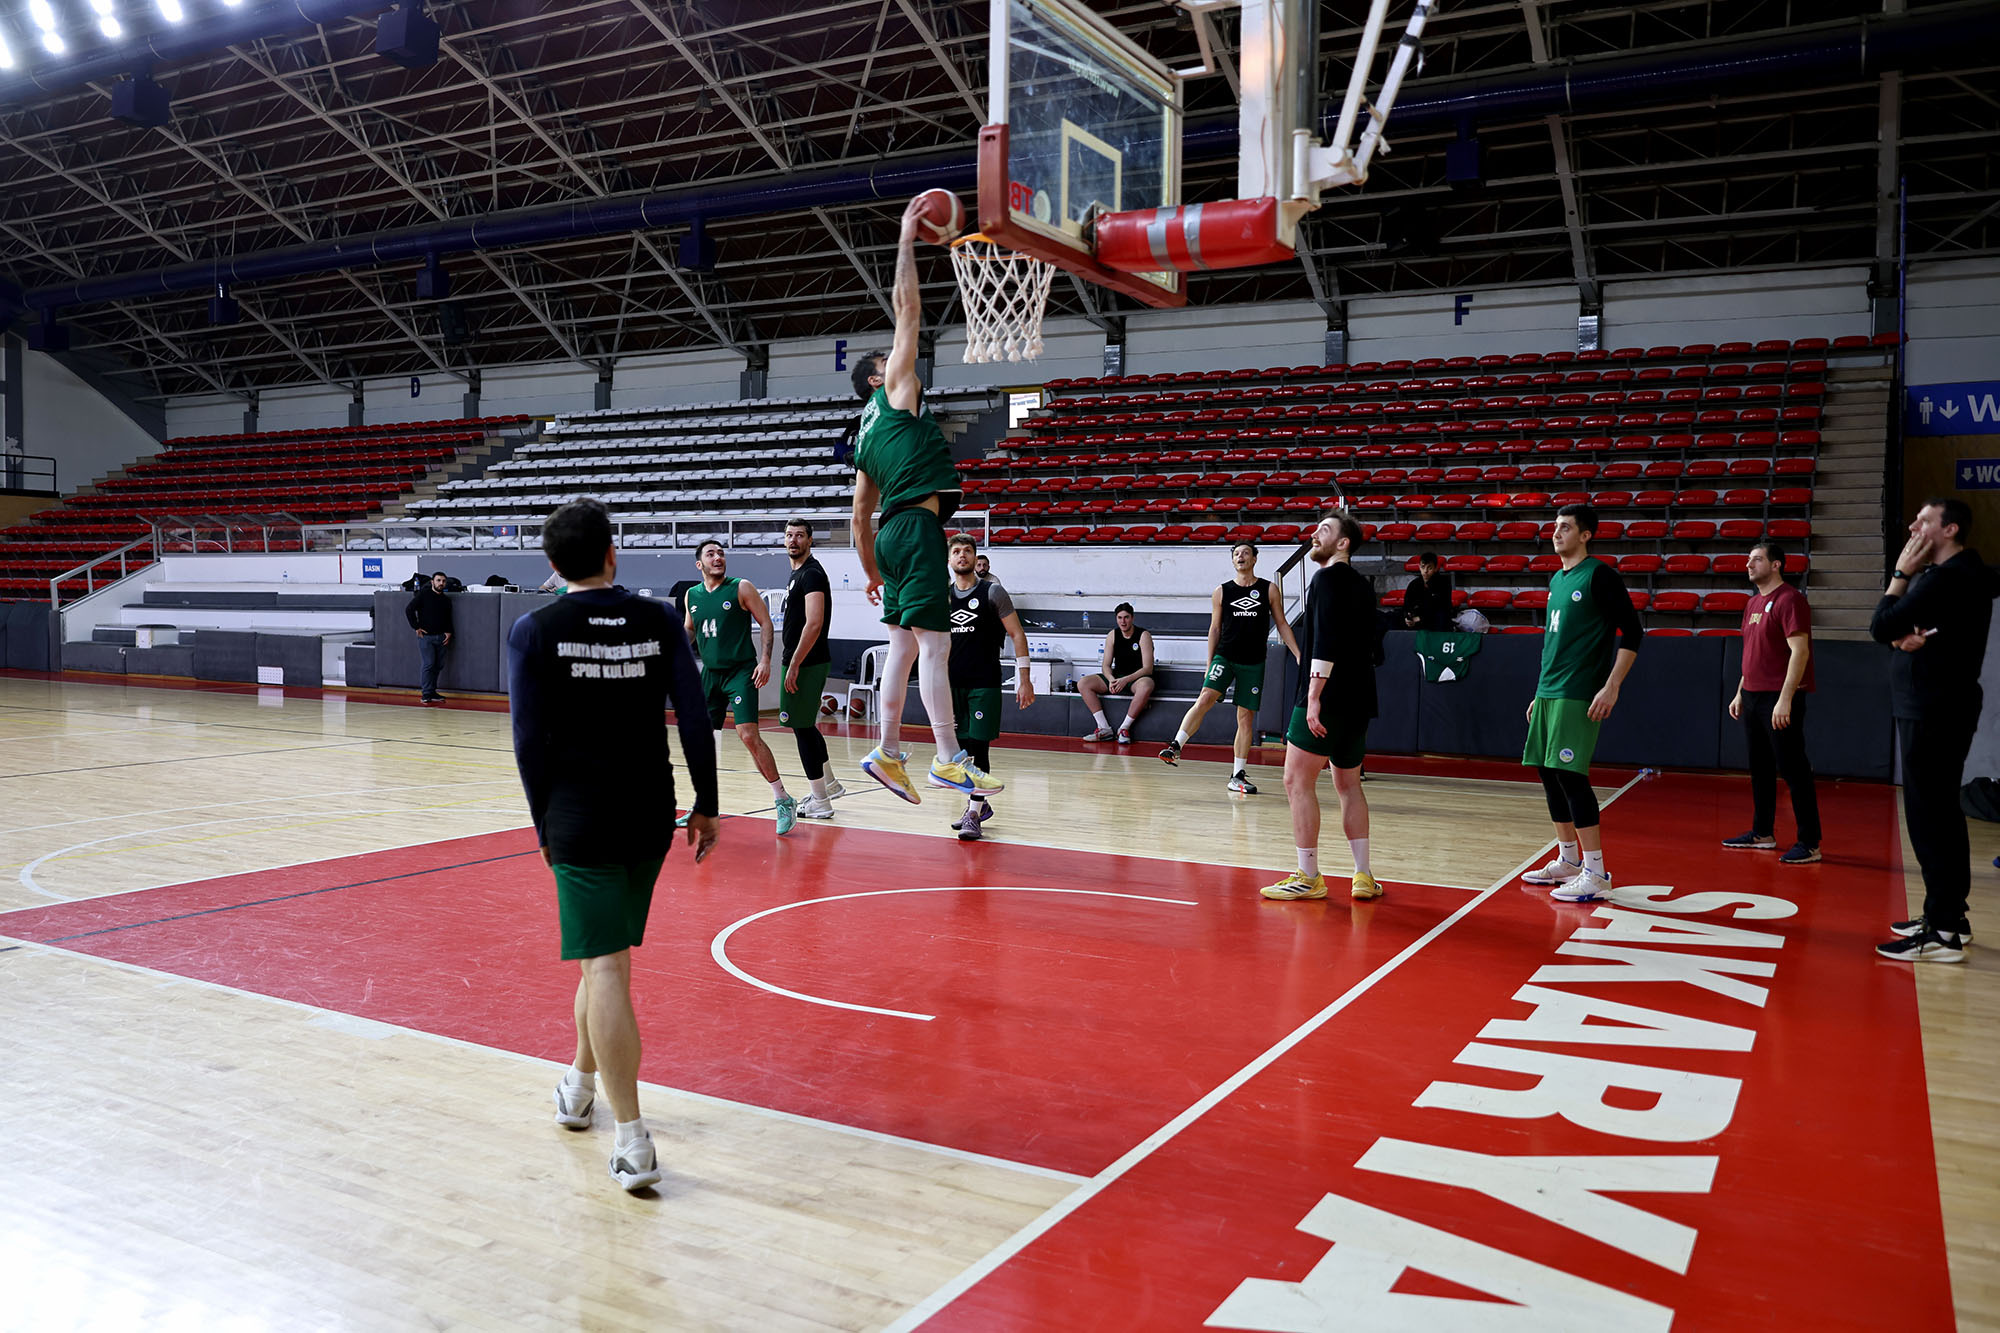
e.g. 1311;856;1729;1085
1870;497;2000;963
406;571;454;704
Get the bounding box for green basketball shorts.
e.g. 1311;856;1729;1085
554;858;665;960
875;508;950;632
1204;654;1266;708
703;662;759;728
951;685;1002;743
778;661;830;728
1286;704;1369;770
1522;696;1601;775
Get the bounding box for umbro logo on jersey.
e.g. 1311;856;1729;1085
950;608;979;627
1228;596;1262;613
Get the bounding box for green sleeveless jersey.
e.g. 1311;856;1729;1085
685;577;757;670
1538;559;1619;700
853;386;960;519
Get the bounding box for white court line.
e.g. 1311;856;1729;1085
711;886;1201;1021
883;772;1648;1332
0;935;1087;1186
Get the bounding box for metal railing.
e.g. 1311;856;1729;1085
3;452;58;494
48;532;157;610
290;508;996;553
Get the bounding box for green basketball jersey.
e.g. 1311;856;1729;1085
854;386;960;518
1538;559;1619;701
685;576;756;670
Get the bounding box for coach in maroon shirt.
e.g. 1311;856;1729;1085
1724;539;1820;862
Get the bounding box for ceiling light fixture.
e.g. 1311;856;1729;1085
155;0;185;22
27;0;64;54
88;0;122;40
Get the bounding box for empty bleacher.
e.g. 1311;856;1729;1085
961;335;1897;634
398;390;1004;548
0;417;529;599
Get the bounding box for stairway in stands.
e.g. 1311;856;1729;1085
1799;364;1893;639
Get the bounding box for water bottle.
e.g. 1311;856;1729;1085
1082;609;1091;629
1639;767;1660;781
280;570;289;584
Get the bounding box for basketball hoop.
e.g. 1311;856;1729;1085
950;233;1056;364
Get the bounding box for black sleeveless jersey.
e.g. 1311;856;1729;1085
949;579;1008;690
1216;578;1274;664
1109;625;1145;678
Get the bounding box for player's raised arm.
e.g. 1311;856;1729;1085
883;197;928;414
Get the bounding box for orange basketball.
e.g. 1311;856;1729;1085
913;189;964;245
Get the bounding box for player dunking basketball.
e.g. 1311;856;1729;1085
848;194;1003;806
1160;540;1300;791
683;539;799;835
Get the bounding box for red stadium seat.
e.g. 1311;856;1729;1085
1469;589;1514;610
1664;555;1711;574
1702;592;1751;614
1485;555;1530;574
1618;555;1662;574
1515;590;1550;610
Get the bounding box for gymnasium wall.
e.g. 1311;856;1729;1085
1905;256;2000;384
18;349;160;495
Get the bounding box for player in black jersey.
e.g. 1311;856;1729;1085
507;498;718;1193
945;534;1034;840
1263;510;1386;903
1079;604;1155;742
1160;541;1301;792
779;519;846;821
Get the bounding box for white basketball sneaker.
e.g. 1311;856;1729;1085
1549;866;1615;902
1521;854;1583;885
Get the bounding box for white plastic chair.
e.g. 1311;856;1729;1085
845;644;890;723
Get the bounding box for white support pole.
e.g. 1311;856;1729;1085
1325;0;1393;168
1351;0;1436;176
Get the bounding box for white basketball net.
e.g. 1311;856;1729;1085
950;234;1056;364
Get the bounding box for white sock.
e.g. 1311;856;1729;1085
564;1065;593;1089
1582;848;1606;877
1174;729;1190;746
809;777;829;801
770;780;788;800
1297;847;1319;877
1349;838;1371;877
1117;719;1131;735
932;723;957;758
1092;709;1110;730
1558;840;1579;865
614;1117;648;1147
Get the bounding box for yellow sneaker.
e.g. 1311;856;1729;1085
927;755;976;794
1350;872;1384;900
862;746;920;804
948;750;1005;796
1261;871;1328;901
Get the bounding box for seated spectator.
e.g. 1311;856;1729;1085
1403;552;1455;630
1079;603;1155;743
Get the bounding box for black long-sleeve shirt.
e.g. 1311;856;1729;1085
406;585;454;635
1869;548;2000;722
1403;572;1455;630
1295;560;1382;719
507;587;718;863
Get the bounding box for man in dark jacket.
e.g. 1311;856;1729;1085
1870;498;2000;963
1402;551;1455;631
406;570;454;704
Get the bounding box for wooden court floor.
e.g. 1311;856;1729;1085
0;674;1994;1330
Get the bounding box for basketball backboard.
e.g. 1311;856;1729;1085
980;0;1185;308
